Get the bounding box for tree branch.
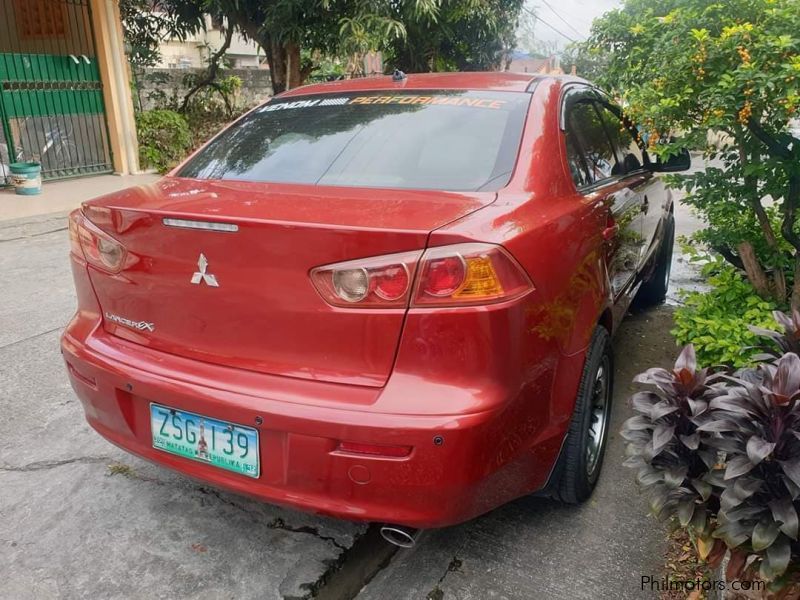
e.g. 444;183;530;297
780;173;800;249
711;244;745;270
180;24;234;113
738;241;773;300
738;143;787;301
747;117;792;160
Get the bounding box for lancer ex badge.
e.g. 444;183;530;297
191;253;219;287
104;312;155;332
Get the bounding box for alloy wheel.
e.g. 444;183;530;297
585;356;611;477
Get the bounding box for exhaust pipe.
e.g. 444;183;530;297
379;525;417;548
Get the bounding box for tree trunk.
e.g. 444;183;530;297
738;143;787;302
268;37;287;94
221;19;288;95
254;38;303;94
285;41;302;90
738;241;773;300
751;194;788;302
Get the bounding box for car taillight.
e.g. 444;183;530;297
310;250;422;307
311;243;532;309
68;210;83;256
68;209;126;273
414;243;532;306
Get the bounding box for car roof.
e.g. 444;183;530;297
280;72;589;97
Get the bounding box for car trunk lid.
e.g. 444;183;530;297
82;177;495;387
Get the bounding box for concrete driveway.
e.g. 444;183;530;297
0;212;367;600
0;183;704;599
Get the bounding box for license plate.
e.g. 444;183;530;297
150;403;260;478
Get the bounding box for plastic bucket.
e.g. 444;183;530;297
9;162;42;195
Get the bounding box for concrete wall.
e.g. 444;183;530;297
158;38;262;69
134;67;273;111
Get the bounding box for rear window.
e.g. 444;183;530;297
177;90;530;192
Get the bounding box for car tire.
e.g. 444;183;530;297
543;326;613;504
637;212;675;306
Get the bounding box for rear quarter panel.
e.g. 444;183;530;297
413;78;612;461
431;78;611;356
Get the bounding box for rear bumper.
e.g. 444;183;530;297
62;313;566;528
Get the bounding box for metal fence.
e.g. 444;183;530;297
0;0;113;181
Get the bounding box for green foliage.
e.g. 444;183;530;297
670;163;794;275
135;109;192;173
387;0;525;72
306;53;348;83
672;261;780;367
586;0;800;133
154;0;523;93
181;71;243;114
580;0;800;302
560;42;609;82
120;0;203;69
623;339;800;585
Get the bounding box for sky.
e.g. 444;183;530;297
521;0;622;49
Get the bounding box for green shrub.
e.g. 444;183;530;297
623;328;800;587
672;261;780;367
135;109;192;173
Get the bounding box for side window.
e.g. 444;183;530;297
568;101;616;184
564;127;591;188
596;104;645;174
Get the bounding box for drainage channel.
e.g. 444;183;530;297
309;525;418;600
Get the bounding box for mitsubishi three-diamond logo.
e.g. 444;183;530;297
191;253;219;287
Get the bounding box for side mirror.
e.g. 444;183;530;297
650;148;691;172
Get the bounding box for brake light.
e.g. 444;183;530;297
373;264;410;301
311;243;532;308
68;209;126;273
413;243;532;306
422;255;466;297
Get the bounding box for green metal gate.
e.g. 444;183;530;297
0;0;113;181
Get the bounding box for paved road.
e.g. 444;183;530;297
0;213;365;600
0;193;703;599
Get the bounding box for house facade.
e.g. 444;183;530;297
156;15;264;69
0;0;138;181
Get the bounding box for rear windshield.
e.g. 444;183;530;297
177;90;530;192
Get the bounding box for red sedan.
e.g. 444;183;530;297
61;72;688;535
